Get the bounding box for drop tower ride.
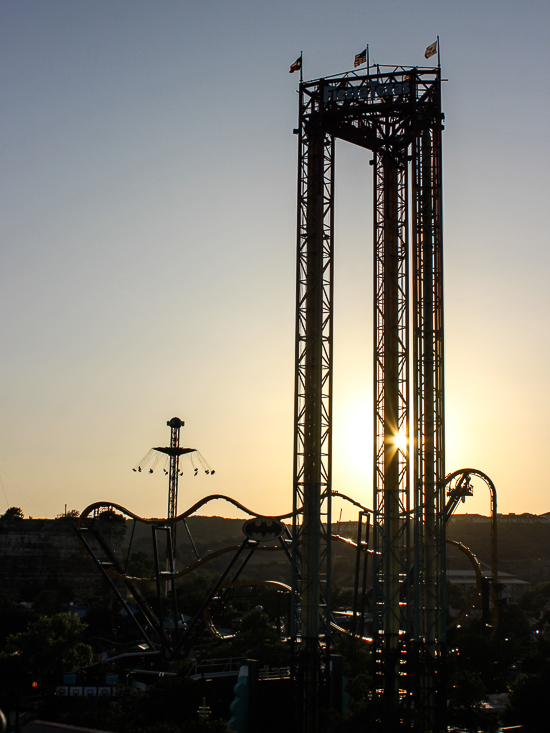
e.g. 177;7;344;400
290;65;445;731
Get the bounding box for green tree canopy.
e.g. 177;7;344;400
3;612;92;689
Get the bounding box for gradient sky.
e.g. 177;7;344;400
1;0;549;521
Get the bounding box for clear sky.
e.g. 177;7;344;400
1;1;549;521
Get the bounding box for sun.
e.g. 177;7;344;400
393;430;408;452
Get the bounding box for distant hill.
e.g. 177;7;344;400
1;514;549;602
336;514;550;584
447;515;550;583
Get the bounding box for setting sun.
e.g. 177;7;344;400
394;430;408;452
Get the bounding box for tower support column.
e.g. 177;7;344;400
291;95;334;733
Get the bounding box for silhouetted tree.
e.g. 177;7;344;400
32;589;66;616
127;551;154;578
0;600;30;649
1;506;23;520
209;608;289;667
503;669;550;732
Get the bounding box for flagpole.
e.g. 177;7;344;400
300;50;303;83
366;44;369;74
437;35;441;68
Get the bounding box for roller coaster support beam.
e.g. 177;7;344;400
77;523;163;651
173;538;259;658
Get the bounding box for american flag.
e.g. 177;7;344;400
354;48;367;68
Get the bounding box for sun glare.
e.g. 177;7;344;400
394;430;408;452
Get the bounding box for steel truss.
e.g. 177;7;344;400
292;67;445;732
412;92;446;730
291;84;334;733
372;150;410;721
153;417;196;550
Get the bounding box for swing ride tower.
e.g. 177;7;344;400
291;65;446;731
152;417;196;554
155;418;188;521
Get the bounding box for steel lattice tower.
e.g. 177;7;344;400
291;102;334;732
291;66;446;732
153;417;195;556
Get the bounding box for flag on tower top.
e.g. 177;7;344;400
354;48;367;68
289;57;301;73
425;40;438;59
